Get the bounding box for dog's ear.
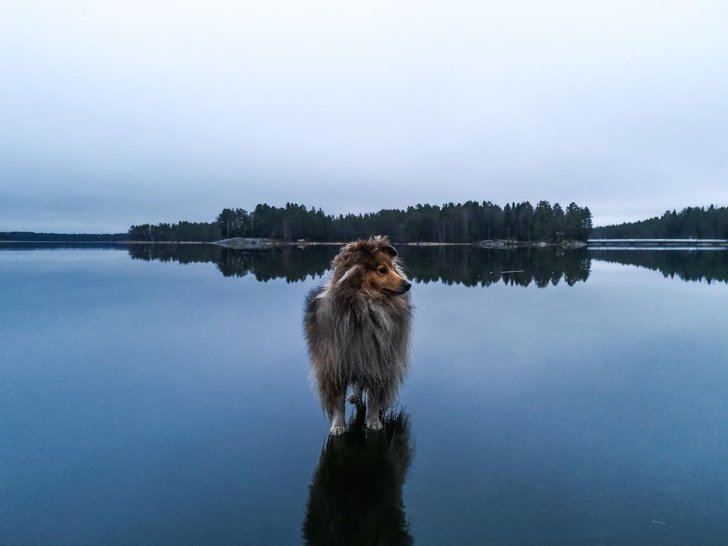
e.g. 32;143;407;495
335;264;364;289
381;244;398;258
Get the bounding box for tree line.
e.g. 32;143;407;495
592;205;728;239
127;221;221;242
0;232;126;242
128;201;593;243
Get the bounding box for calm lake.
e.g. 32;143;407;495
2;244;728;545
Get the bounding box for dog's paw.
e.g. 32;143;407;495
329;424;346;436
365;418;383;431
347;393;362;405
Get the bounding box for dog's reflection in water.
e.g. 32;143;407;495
303;407;414;546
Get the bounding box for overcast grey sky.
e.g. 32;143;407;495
2;0;728;232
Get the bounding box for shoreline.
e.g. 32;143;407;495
3;238;727;249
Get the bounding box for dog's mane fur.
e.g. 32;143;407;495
304;236;413;414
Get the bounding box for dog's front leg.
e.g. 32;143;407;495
365;394;383;431
329;392;346;436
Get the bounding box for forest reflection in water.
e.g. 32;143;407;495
127;243;728;287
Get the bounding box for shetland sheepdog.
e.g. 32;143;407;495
304;236;413;435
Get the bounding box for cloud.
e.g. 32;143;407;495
2;0;728;230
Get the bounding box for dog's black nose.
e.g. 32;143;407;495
400;280;411;292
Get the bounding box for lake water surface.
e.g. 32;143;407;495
2;245;728;545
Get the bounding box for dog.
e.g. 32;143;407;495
304;236;413;435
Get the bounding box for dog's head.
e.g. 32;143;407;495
332;236;411;297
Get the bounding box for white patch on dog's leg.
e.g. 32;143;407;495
329;393;346;436
365;394;383;431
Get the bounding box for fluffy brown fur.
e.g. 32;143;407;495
304;236;413;435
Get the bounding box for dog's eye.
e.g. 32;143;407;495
377;267;387;275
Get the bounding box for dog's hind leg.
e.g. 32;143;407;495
319;375;346;436
365;392;383;431
329;392;346;436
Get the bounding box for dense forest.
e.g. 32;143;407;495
0;232;126;242
126;221;221;243
592;205;728;239
128;201;593;243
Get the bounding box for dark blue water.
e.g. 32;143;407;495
1;246;728;545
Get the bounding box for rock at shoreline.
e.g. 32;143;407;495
477;239;588;248
215;237;274;249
